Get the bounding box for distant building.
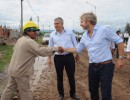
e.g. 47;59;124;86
41;29;54;33
0;26;4;38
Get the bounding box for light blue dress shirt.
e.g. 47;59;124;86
76;24;123;63
49;29;77;55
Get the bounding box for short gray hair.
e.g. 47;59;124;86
54;17;64;24
80;12;97;25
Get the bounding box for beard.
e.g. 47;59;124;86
82;24;89;30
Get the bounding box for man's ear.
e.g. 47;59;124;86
26;31;30;35
87;20;90;23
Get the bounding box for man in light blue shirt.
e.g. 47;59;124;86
48;17;80;100
63;12;124;100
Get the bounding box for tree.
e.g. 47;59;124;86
29;17;33;21
125;23;130;34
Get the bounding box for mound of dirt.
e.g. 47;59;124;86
1;50;130;100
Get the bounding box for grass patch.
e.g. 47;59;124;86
36;36;43;44
0;45;13;72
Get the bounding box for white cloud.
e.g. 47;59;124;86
0;0;130;31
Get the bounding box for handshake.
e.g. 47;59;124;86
58;46;64;53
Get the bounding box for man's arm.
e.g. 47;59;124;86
47;34;54;66
63;40;86;54
64;48;77;53
117;42;124;57
29;39;58;56
48;56;52;67
75;53;79;62
127;52;130;60
116;42;124;68
48;47;64;67
71;33;80;61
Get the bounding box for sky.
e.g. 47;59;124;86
0;0;130;32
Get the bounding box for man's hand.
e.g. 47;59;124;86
116;58;124;68
127;53;130;60
58;46;64;53
48;57;53;67
75;54;79;62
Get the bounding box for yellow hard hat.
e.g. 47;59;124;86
23;21;39;31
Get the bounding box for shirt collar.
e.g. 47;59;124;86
86;24;98;38
24;35;31;39
55;28;66;35
94;24;98;31
86;24;98;32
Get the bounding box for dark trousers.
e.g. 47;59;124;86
124;38;128;44
54;53;75;96
88;62;114;100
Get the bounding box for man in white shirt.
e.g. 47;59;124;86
124;31;129;44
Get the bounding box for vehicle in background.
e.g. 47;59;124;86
42;33;50;45
77;34;82;42
73;30;83;42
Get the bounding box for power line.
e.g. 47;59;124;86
25;0;39;16
25;0;51;19
0;0;16;1
21;0;23;34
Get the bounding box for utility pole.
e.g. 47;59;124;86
36;16;40;41
37;16;39;27
49;25;50;31
43;25;44;30
21;0;23;35
86;2;96;15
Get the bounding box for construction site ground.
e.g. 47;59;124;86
0;43;130;100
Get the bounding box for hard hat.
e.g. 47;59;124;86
23;21;40;31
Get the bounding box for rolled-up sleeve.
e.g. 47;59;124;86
76;35;86;53
76;42;85;53
28;39;56;56
105;26;123;44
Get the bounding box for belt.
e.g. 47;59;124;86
100;60;112;64
55;53;72;56
90;60;112;66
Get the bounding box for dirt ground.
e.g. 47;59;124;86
31;50;130;100
1;44;130;100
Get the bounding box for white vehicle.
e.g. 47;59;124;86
77;34;82;42
42;33;50;44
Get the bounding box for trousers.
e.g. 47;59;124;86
88;62;114;100
54;53;76;96
1;76;32;100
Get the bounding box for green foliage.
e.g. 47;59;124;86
36;36;43;44
41;32;46;36
125;23;130;34
0;45;13;72
30;17;33;21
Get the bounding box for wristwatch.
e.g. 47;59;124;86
118;55;124;59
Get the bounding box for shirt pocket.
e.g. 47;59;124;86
63;35;71;41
